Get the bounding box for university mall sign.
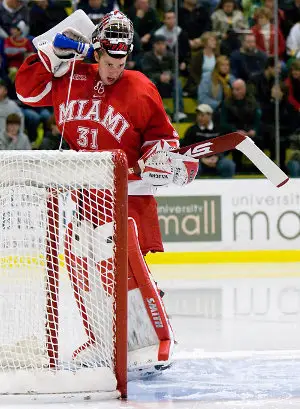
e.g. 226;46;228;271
156;196;222;242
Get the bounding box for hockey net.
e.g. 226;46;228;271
0;150;128;400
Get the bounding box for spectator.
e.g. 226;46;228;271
0;113;30;150
242;0;261;25
211;0;248;56
39;115;69;150
261;0;287;37
287;151;300;177
128;0;160;51
141;35;187;120
181;103;236;178
219;28;243;57
211;0;248;40
287;130;300;177
125;31;143;70
0;78;24;132
4;24;33;82
0;54;15;99
178;0;212;49
251;7;285;58
0;0;29;39
198;55;235;112
285;59;300;112
154;10;190;77
286;20;300;58
200;0;219;15
220;79;261;171
21;105;53;144
284;0;300;36
243;0;286;31
249;56;281;111
184;31;219;98
78;0;117;25
29;0;69;38
260;82;299;168
230;33;267;81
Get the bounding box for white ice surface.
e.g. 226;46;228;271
1;262;300;409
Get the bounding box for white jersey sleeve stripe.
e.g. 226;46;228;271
17;81;52;104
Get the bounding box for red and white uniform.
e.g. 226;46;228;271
15;55;179;254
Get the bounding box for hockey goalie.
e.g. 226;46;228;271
15;10;199;377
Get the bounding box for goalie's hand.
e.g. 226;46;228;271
37;27;94;77
53;27;94;60
140;140;199;186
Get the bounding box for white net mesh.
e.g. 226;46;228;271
0;150;127;398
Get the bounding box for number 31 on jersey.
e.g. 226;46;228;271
77;126;99;150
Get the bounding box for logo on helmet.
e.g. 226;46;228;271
101;39;129;53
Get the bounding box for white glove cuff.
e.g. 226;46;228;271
38;41;71;77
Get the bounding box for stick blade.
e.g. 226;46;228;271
236;137;289;187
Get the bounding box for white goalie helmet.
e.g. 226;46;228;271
92;11;134;58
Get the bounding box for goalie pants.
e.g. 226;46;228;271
70;190;163;254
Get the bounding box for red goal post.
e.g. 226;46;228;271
0;150;128;402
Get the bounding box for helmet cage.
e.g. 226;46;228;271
92;11;134;57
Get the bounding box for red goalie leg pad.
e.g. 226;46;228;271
70;189;113;226
96;258;114;297
128;217;173;362
64;222;96;347
64;223;90;292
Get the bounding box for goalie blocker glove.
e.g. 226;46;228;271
37;27;94;77
139;140;199;186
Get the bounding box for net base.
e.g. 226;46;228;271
0;367;118;400
0;390;120;404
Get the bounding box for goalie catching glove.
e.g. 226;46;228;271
139;140;199;186
37;27;93;77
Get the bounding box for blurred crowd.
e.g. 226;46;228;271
1;0;300;179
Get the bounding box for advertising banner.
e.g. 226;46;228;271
155;178;300;252
0;178;298;257
157;195;222;242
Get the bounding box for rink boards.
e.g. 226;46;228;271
0;178;299;266
150;178;300;263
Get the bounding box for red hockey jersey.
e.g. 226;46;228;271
16;54;179;253
15;55;178;169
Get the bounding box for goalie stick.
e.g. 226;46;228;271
130;131;289;188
